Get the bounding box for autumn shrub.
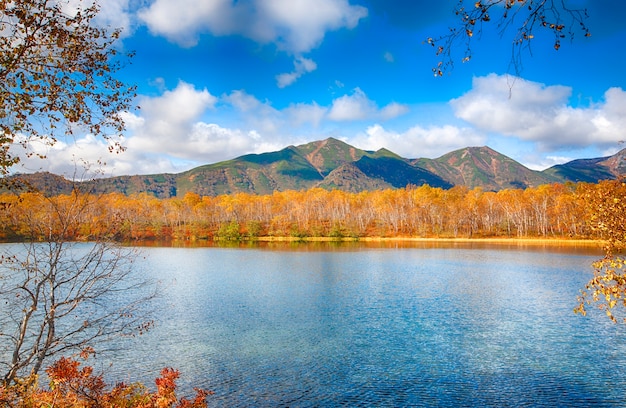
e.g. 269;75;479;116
245;220;264;238
0;353;210;408
289;223;309;239
328;224;345;239
216;220;241;241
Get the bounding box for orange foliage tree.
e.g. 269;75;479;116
0;182;599;242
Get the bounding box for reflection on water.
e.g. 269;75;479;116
133;238;604;255
5;242;623;407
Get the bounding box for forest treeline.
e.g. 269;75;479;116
0;181;614;242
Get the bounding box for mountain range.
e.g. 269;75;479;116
8;138;626;197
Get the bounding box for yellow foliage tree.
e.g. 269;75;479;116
576;180;626;322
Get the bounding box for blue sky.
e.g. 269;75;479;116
19;0;626;177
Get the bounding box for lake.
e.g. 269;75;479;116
7;241;626;407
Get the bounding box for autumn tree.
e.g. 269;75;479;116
575;180;626;323
0;0;135;176
0;0;152;388
428;0;591;76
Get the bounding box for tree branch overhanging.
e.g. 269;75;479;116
427;0;591;76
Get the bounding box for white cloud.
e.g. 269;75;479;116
181;123;271;163
146;81;217;121
223;90;264;112
276;56;317;88
328;88;409;121
328;88;374;121
380;102;410;120
451;74;626;151
118;110;145;130
60;0;136;38
137;0;232;47
384;51;394;63
111;87;289;170
284;102;327;127
11;133;153;178
137;0;367;52
258;0;368;52
131;81;217;149
353;124;486;159
223;90;284;135
95;0;135;36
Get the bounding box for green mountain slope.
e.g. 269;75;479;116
5;140;625;197
292;137;373;176
317;155;452;192
543;148;626;183
414;146;558;190
355;156;452;189
176;146;323;196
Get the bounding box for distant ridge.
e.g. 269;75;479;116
413;146;559;190
543;148;626;183
5;139;625;197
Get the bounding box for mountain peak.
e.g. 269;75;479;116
414;145;555;190
5;140;623;197
295;137;371;176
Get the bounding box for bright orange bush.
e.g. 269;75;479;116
0;353;210;408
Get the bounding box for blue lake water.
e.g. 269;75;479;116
5;241;626;406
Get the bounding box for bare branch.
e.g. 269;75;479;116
427;0;591;76
0;188;156;385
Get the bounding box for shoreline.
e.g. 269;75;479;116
2;236;603;250
254;236;603;247
255;236;603;245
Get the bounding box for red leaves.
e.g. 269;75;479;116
46;356;108;403
2;355;210;408
154;368;180;408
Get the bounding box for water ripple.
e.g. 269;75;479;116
97;245;626;407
